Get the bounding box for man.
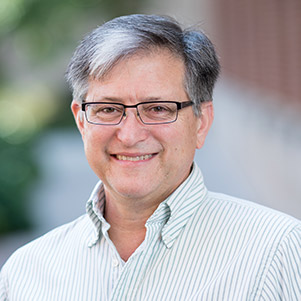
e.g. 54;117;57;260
1;14;300;300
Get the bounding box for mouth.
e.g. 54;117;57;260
113;154;155;162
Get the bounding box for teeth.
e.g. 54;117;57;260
116;154;153;161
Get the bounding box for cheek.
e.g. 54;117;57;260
157;124;196;158
83;126;112;145
82;128;108;161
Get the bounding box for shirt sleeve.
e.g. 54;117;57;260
260;225;301;300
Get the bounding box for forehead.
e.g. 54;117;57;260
87;49;187;101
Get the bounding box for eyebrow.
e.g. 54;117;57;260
88;96;163;103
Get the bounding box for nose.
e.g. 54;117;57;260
116;108;149;147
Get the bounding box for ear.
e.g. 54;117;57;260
71;100;85;136
196;102;214;149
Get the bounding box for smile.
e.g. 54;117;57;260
116;154;153;161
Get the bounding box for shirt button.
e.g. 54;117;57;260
112;258;119;267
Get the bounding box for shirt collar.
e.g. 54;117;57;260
86;181;106;247
160;163;208;248
86;163;207;248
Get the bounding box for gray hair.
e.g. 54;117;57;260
66;14;220;115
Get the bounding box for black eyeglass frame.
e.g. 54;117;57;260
81;100;194;125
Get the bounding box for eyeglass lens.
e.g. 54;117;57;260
85;102;178;125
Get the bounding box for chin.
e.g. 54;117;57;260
116;187;149;199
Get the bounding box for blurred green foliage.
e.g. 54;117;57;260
0;138;38;234
0;0;146;233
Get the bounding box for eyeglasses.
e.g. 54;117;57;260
81;101;194;125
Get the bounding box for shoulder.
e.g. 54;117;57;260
207;191;300;229
1;214;92;274
0;214;96;299
202;192;301;298
202;191;301;256
24;213;91;248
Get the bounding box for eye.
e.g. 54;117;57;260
101;106;118;114
91;104;123;115
144;104;173;114
150;105;169;113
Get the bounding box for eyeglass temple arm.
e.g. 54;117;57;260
177;101;194;110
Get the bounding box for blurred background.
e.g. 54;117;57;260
1;0;300;267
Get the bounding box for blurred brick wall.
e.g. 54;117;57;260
213;0;301;107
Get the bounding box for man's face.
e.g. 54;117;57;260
72;49;213;206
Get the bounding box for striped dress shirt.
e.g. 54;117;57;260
1;163;301;300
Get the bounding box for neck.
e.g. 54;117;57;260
103;192;160;261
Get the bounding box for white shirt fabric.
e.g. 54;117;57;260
1;163;301;300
